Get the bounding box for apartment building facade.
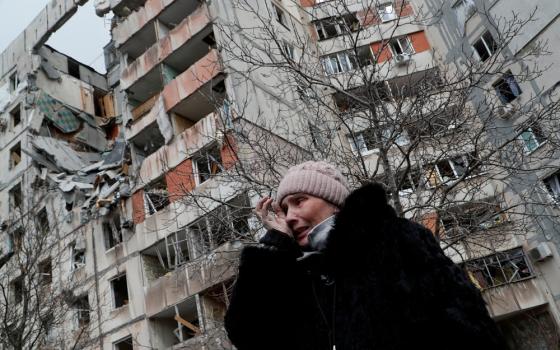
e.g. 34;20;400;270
1;0;559;349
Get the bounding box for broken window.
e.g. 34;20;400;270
111;274;129;308
493;71;522;104
67;58;80;79
113;336;133;350
520;126;546;153
543;171;560;203
36;208;49;235
321;51;357;75
389;36;414;56
74;295;90;328
38;258;52;286
141;230;190;281
103;214;123;250
425;152;480;186
473;30;497;62
9;227;24;254
11;276;23;304
71;240;86;270
272;3;289;29
463;247;532;289
314;13;360;40
9;142;21;169
193;145;223;185
396;169;423;193
9;183;23;211
188;194;251;255
439;199;506;237
144;177;169;215
354;46;374;67
10;104;21;129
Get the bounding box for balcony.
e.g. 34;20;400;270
113;0;201;52
161;49;224;122
483;278;548;320
144;241;240;317
121;4;213;96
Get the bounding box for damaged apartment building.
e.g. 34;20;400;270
1;0;290;349
2;0;560;349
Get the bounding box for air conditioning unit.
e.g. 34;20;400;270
528;242;553;262
394;53;411;66
495;103;515;119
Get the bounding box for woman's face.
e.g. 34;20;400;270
281;193;338;246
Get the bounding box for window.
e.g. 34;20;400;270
103;214;123;250
9;183;22;211
10;104;21;128
473;31;497;62
110;274;129;308
314;14;359;40
397;169;423;193
348;126;409;155
389;36;414;56
321;51;356;75
144;178;169;215
520;126;546;153
36;208;49;235
463;248;532;289
440;199;505;237
9;227;24;254
68;59;80;79
348;128;376;155
425;152;480;186
543;171;560;203
272;4;289;29
493;71;522;104
114;336;133;350
11;277;23;304
9;142;21;169
355;46;374;67
309;123;327;150
39;258;52;286
378;2;397;22
74;295;90;328
282;42;295;61
194;145;223;185
71;240;86;270
9;72;18;92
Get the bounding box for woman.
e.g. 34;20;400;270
225;161;507;350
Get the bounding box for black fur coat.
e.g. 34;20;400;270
225;183;507;350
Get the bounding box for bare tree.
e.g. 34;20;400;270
0;180;98;350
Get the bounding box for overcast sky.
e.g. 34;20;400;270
0;0;111;72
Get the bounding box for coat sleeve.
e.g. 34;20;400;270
224;230;303;350
397;220;508;349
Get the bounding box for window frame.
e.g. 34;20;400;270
543;171;560;203
463;247;533;290
519;126;546;154
110;274;129;309
378;2;398;22
472;30;497;62
272;3;290;30
493;71;522;104
389;35;415;56
193;144;224;186
321;51;356;75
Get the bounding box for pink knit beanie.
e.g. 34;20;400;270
277;161;350;207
